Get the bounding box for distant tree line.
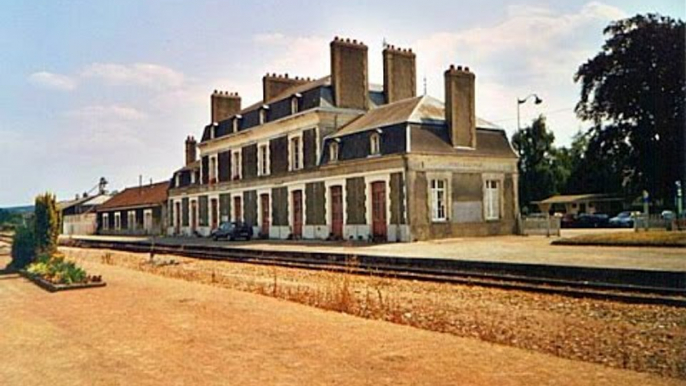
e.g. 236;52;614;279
514;13;685;212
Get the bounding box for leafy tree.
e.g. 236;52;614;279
512;115;569;211
574;14;685;206
34;193;60;255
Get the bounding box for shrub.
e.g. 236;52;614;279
9;224;34;269
34;193;60;255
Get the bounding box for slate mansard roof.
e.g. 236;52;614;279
97;182;169;211
327;95;517;159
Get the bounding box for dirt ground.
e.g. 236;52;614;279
0;249;683;386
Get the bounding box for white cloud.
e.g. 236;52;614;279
27;71;77;91
253;32;285;44
64;105;148;121
412;2;626;143
80;63;185;89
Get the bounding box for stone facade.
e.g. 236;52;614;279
167;37;518;242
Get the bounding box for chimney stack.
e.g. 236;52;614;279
211;91;241;123
330;37;369;110
444;65;476;148
383;45;416;104
185;135;197;166
262;73;309;103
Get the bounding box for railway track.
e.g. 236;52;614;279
61;238;686;307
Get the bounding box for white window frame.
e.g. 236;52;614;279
329;142;339;162
370;132;381;156
485;180;501;220
102;213;109;230
114;212;121;230
231;150;242;180
257;142;270;176
232;116;240;133
259;106;268;125
289;133;303;171
430;179;448;222
144;209;153;231
209;154;218;183
291;96;299;114
128;211;136;230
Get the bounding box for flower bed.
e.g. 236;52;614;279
21;253;106;292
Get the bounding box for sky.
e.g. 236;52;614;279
0;0;683;206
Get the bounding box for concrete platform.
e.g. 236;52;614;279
63;229;686;272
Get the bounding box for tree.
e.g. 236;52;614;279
34;193;60;255
574;14;685;206
512;115;569;211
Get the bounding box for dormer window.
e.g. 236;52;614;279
329;142;339;162
291;96;299;114
259;106;268;125
370;132;381;155
232;116;241;133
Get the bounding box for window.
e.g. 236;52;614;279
232;116;240;133
258;143;270;176
114;212;121;230
128;211;136;230
329;142;339;162
485;180;500;220
209;156;217;183
370;133;380;155
102;213;109;230
290;136;302;171
259;107;268;124
231;150;241;180
431;179;447;221
291;97;299;114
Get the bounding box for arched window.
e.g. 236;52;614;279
370;132;381;155
291;96;299;114
329;142;339;162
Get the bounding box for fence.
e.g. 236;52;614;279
518;215;561;236
634;214;685;231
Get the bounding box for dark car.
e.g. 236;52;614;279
561;213;577;228
576;213;610;228
211;221;253;241
609;211;634;228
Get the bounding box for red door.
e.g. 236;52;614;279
330;186;343;239
292;190;303;239
211;199;218;229
234;196;242;222
371;181;387;241
261;194;270;236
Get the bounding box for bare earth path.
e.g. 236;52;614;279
0;254;683;386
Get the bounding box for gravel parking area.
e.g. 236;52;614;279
60;246;686;380
1;247;684;386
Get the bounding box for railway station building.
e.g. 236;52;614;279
167;37;519;242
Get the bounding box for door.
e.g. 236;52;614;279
260;194;270;236
292;190;303;239
330;186;343;239
191;201;198;233
211;198;218;229
174;202;181;234
371;181;387;241
234;196;242;222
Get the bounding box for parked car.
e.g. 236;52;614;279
661;210;676;221
211;221;253;241
609;211;635;228
561;213;577;228
576;213;610;228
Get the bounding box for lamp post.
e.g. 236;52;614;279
517;94;543;130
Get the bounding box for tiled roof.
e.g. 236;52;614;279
97;181;168;211
57;194;111;211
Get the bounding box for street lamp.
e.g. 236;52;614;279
517;94;543;130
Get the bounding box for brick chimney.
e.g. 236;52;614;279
330;37;369;110
383;45;416;104
444;65;476;148
263;73;309;103
185;135;197;166
211;91;241;123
